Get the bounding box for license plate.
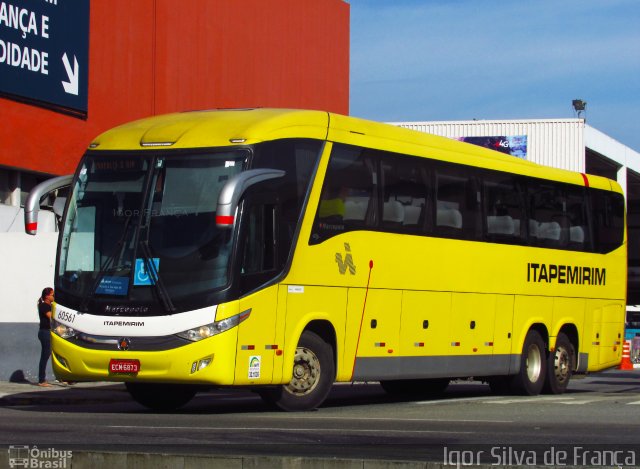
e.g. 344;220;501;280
109;359;140;374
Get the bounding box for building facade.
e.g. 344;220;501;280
1;0;349;201
0;0;349;382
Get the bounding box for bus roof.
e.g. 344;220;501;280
89;108;330;150
88;108;621;194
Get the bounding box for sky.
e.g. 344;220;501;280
348;0;640;152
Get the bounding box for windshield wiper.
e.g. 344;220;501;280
139;239;176;313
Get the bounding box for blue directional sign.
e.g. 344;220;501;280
0;0;89;116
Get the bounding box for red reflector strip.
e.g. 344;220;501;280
374;342;386;347
26;222;37;232
216;215;235;225
265;345;278;350
485;342;494;347
414;342;425;347
241;345;255;350
451;342;461;347
592;341;600;346
580;173;590;187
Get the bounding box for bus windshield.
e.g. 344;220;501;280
57;150;248;314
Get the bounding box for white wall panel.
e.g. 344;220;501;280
393;119;586;172
0;232;57;323
586;125;640;176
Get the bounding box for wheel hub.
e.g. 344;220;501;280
554;347;570;383
525;343;542;382
285;347;320;396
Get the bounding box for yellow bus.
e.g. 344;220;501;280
26;109;626;411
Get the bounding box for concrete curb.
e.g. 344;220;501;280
0;449;555;469
0;381;128;407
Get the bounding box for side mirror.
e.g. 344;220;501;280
25;175;73;235
216;169;285;228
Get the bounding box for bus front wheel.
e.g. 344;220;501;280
260;330;335;411
509;329;547;395
125;382;197;411
543;332;575;394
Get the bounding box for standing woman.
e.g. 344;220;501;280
37;287;54;387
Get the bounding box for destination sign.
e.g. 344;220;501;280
0;0;89;115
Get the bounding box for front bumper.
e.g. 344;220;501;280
50;329;238;384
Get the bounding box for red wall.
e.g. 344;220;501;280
0;0;349;175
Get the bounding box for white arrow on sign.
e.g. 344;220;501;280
61;53;79;96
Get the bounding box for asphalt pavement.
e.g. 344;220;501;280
1;381;440;468
1;371;639;468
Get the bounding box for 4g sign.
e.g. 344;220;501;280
0;0;89;116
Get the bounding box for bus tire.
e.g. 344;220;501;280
125;382;197;411
380;378;449;396
543;332;575;394
509;329;547;395
261;330;335;411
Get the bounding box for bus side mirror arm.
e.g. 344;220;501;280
25;175;73;235
216;169;285;228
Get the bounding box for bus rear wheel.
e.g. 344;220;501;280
509;329;547;395
260;330;335;411
543;332;575;394
125;382;197;411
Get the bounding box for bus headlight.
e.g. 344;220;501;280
51;319;78;339
176;309;251;342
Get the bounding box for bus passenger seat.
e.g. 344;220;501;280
383;200;404;224
344;197;368;222
487;215;515;235
403;205;422;226
437;208;462;229
537;221;561;240
570;226;585;243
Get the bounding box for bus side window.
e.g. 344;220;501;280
311;144;374;244
483;173;525;243
527;181;605;252
591;189;625;254
253;138;323;254
528;183;566;248
435;167;477;239
566;187;590;251
239;201;277;295
380;154;430;234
